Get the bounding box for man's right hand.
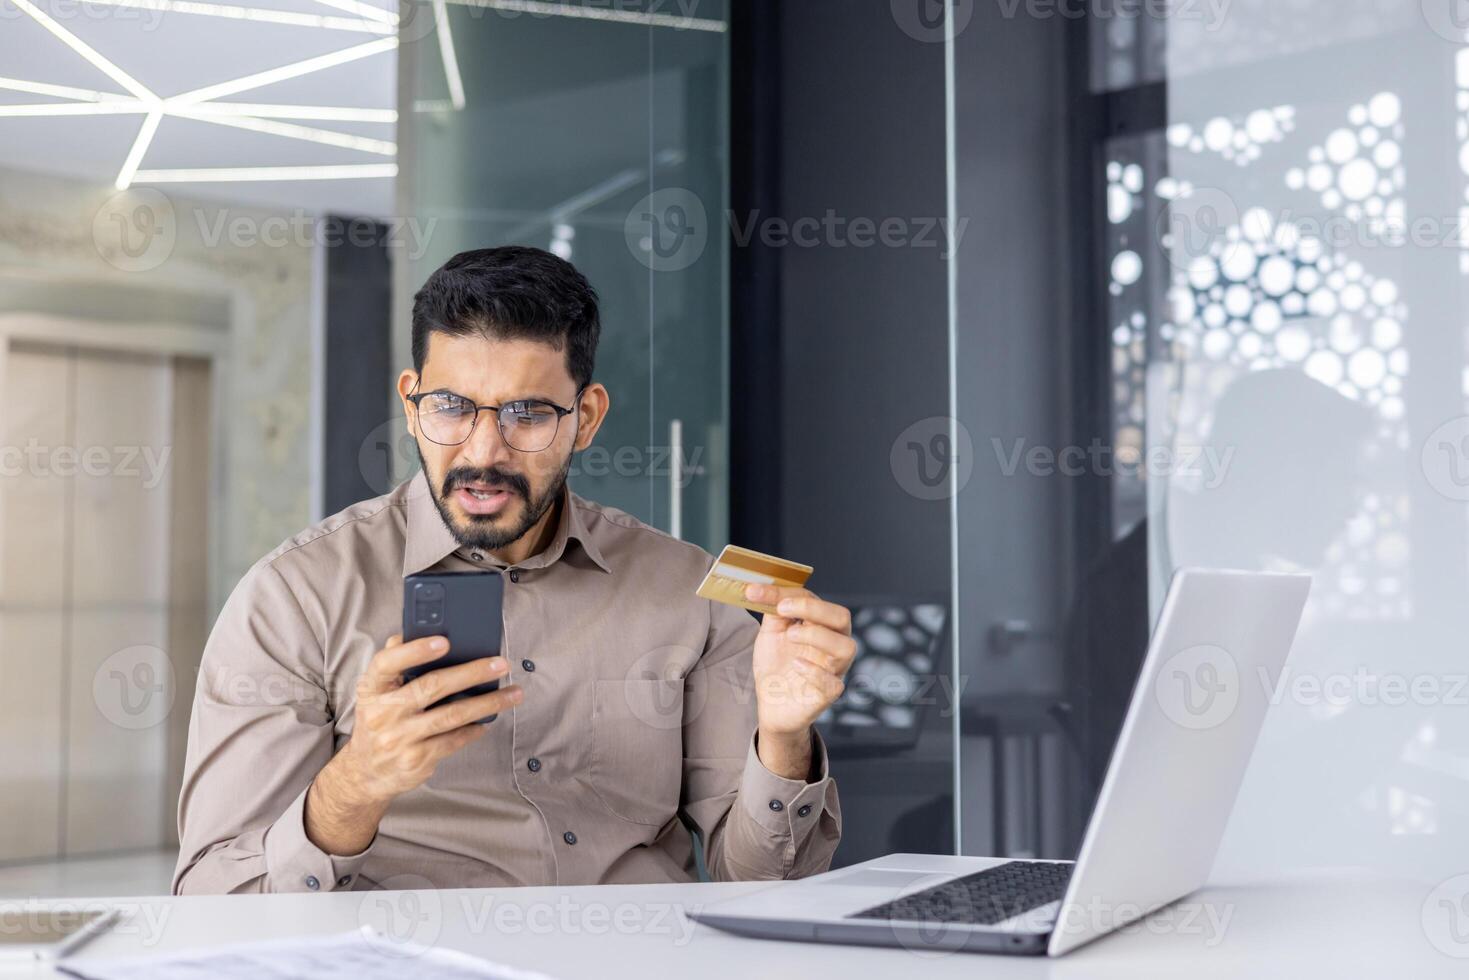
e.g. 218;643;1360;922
304;634;523;856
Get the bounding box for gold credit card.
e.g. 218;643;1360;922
696;545;813;615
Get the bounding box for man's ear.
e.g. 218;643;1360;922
572;382;610;452
396;369;420;438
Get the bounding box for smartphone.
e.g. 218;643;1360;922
401;571;505;724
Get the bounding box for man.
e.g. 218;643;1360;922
174;247;852;893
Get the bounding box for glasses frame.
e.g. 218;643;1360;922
408;383;587;452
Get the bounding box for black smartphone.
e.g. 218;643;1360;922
401;571;505;724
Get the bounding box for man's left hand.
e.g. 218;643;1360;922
744;584;856;780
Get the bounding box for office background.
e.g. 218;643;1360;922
0;0;1465;898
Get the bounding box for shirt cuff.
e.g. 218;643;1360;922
738;728;838;840
263;784;374;893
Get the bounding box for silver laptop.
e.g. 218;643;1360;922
688;568;1310;956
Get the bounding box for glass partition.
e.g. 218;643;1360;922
398;0;729;548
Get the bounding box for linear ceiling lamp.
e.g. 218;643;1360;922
133;163;398;182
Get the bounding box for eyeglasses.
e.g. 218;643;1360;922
408;385;585;452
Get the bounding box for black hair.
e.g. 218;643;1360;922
410;246;600;388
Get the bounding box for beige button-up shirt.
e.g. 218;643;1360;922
174;472;841;894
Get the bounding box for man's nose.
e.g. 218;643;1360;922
457;410;515;469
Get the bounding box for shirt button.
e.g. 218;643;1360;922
304;875;320;891
336;875;353;887
521;658;536;672
509;570;521;583
563;831;577;845
768;800;784;812
797;804;813;817
527;757;542;773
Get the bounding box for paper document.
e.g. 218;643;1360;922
57;927;559;980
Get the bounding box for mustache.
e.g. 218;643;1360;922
442;466;530;499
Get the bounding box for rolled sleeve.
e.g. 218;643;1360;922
173;561;346;895
263;785;373;893
683;599;842;881
736;729;841;843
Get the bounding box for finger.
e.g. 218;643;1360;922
411;685;524;738
393;657;510;711
772;594;852;634
420;722;489;761
365;635;452;687
786;624;858;666
791;657;846;701
744;583;811;610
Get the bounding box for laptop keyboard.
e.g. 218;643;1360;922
848;861;1075;926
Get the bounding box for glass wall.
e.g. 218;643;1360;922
1155;2;1469;880
397;0;729;549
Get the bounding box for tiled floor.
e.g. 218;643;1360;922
0;848;176;899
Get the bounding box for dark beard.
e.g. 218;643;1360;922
420;447;572;552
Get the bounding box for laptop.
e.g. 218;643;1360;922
687;568;1311;956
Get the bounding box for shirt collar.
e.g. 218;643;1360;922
402;470;611;577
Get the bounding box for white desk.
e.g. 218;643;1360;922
11;872;1464;979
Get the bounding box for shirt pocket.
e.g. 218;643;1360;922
589;678;684;826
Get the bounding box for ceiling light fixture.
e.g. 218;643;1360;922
443;0;727;32
132;163;399;182
432;0;466;111
70;0;394;33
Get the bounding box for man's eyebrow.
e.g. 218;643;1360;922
420;386;563;404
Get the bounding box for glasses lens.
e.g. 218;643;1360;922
499;401;562;452
417;393;477;445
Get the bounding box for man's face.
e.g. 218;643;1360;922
398;332;605;552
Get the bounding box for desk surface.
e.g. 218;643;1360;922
10;872;1466;979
